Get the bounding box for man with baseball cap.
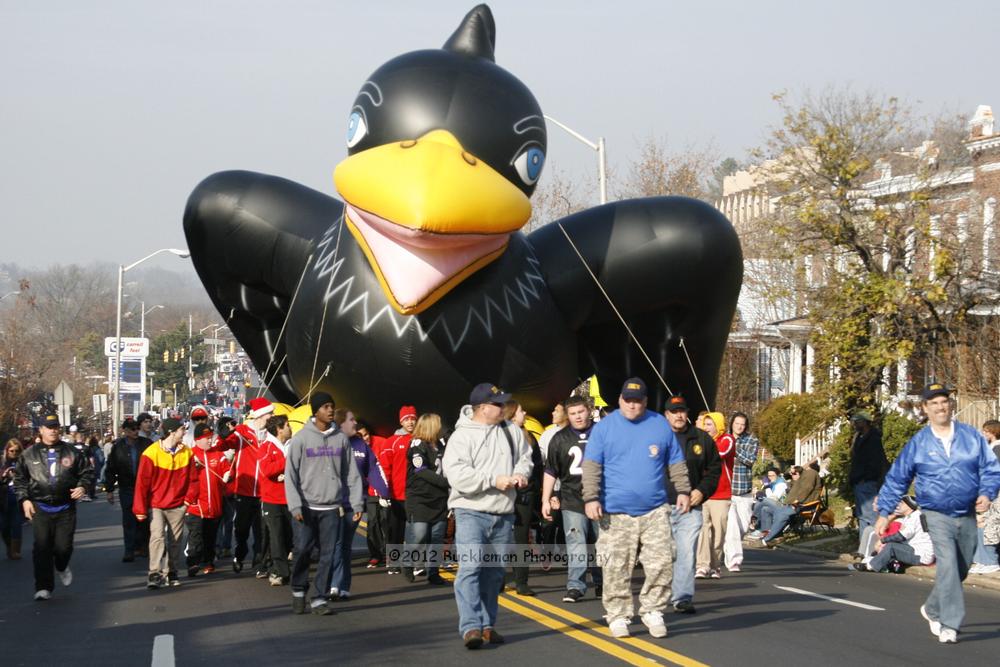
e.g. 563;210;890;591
443;382;533;649
104;417;154;561
582;378;691;639
877;382;1000;644
14;412;94;600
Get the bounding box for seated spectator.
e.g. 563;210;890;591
970;420;1000;574
851;496;933;572
758;465;822;546
748;469;786;539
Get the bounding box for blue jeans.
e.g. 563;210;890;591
853;480;879;553
754;498;780;532
973;525;999;566
453;508;513;637
869;540;920;572
290;508;342;603
562;509;602;593
405;518;447;576
923;510;977;632
330;514;359;592
766;504;798;539
669;506;702;603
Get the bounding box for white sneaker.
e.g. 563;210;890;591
57;567;73;587
938;628;957;644
976;564;1000;574
328;586;339;597
967;563;986;575
641;611;668;638
920;604;941;637
609;617;631;638
34;589;52;601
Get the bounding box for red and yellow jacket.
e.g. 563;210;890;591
133;441;194;515
184;449;231;519
257;436;287;506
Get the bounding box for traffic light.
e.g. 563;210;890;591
173;350;179;363
163;350;169;363
179;346;185;359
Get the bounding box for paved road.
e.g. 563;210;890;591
1;501;998;666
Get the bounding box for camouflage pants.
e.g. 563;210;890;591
597;503;673;622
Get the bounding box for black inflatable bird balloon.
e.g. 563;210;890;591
184;5;743;432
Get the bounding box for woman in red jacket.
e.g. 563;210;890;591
185;424;231;577
696;412;734;579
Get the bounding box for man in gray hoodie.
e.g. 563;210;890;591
284;392;363;616
442;382;533;650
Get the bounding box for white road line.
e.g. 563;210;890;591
774;585;886;611
152;634;175;667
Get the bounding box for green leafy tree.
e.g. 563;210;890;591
755;392;834;463
751;90;994;414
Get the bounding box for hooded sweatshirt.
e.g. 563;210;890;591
442;405;533;515
705;411;735;500
283;419;363;516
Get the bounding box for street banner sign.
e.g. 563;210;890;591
92;394;108;413
104;337;150;358
54;380;74;406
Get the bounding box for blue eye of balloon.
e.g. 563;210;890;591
512;146;545;186
346;111;368;148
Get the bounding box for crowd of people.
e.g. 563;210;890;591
4;379;1000;648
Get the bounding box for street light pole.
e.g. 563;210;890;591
112;248;189;438
543;114;607;205
0;291;21;302
140;303;163;339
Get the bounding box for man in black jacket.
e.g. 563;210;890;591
849;411;888;556
104;418;152;561
664;395;721;614
14;412;93;600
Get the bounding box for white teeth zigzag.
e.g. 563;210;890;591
312;218;544;353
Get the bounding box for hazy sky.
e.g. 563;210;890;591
4;0;1000;270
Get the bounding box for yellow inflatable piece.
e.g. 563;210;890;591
253;403;312;435
588;374;608;408
524;415;544;441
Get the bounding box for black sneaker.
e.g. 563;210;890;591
255;568;268;579
146;573;163;590
595;584;603;598
310;601;335;615
167;571;181;587
187;566;201;578
122;552;135;563
673;599;696;614
232;559;243;574
292;596;306;615
427;574;447;586
563;589;584;603
402;567;415;582
515;584;536;596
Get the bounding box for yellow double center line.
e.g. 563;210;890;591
439;571;709;667
357;520;706;665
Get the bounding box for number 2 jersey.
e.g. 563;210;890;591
544;424;593;514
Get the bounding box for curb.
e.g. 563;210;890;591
769;540;1000;594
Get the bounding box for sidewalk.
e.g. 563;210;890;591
753;530;1000;594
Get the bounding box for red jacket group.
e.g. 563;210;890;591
133;442;194;516
185;449;231;519
375;433;411;501
217;424;265;497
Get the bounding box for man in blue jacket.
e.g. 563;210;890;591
876;382;1000;644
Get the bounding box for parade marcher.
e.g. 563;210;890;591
542;395;602;603
218;397;273;574
214;416;237;559
582;378;691;639
284;392;363;616
377;405;417;575
402;413;449;586
537;402;568;461
723;412;758;572
663;394;720;614
104;418;153;562
442;382;533;649
849;410;888;557
86;435;104;500
330;407;365;598
2;439;24;560
503;399;543;596
184;423;231;577
137;413;156;442
359;420;391;569
14;412;94;600
696;412;732;579
182;405;211;447
259;413;293;586
134;418;192;589
876;383;1000;644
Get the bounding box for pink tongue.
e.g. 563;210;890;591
346;206;509;309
